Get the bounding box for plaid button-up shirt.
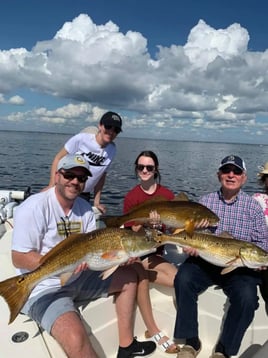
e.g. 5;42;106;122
199;189;268;251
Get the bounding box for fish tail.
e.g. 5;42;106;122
0;273;33;324
102;216;120;227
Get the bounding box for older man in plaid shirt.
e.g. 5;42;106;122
174;155;268;358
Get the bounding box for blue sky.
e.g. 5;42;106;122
1;0;268;144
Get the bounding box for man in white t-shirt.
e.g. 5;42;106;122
46;111;123;214
12;154;156;358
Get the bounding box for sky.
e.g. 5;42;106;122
1;0;268;144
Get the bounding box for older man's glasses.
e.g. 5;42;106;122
220;166;243;175
136;164;155;172
59;170;88;183
104;125;121;134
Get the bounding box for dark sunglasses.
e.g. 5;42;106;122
136;164;155;172
220;166;243;175
59;170;88;183
104;125;121;134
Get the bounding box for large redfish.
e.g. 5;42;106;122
154;230;268;274
102;200;219;234
0;227;158;324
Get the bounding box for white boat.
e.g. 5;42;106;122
0;190;268;358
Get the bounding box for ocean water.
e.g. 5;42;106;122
1;130;268;215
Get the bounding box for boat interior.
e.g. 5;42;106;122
0;192;267;357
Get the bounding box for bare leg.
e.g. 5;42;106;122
108;265;138;347
51;311;98;358
142;255;178;287
131;261;159;334
131;261;178;353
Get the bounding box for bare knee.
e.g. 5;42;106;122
51;312;95;357
131;261;149;280
109;265;139;293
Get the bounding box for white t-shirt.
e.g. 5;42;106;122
12;187;96;298
253;192;268;226
65;133;116;193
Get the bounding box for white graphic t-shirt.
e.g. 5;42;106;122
12;187;96;298
65;133;116;193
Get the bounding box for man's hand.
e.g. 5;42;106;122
94;202;106;214
73;262;89;274
194;219;210;229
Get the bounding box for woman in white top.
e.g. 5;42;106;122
253;162;268;226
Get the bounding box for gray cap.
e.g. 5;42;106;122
57;154;92;176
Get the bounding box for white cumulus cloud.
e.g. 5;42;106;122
0;14;268;143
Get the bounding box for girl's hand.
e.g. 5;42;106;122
183;247;199;256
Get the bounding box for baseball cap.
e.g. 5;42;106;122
219;155;246;172
57;154;92;176
100;111;122;132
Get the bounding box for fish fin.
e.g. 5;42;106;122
172;228;185;234
219;231;234;239
60;272;73;286
185;220;195;236
148;195;167;202
0;273;33;324
101;250;126;260
221;266;238;275
225;257;243;266
101;216;120;227
102;216;145;228
124;196;167;212
172;192;189;201
100;266;119;280
221;257;242;275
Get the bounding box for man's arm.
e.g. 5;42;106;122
93;172;107;213
12;250;42;271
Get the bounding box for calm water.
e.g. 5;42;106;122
1;130;268;215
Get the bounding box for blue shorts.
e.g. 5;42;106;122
21;270;113;333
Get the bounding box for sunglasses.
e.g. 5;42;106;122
59;170;88;183
136;164;155;172
220;166;243;175
104;125;121;134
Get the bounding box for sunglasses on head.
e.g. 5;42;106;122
104;125;121;134
59;170;88;183
220;166;243;175
136;164;155;172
